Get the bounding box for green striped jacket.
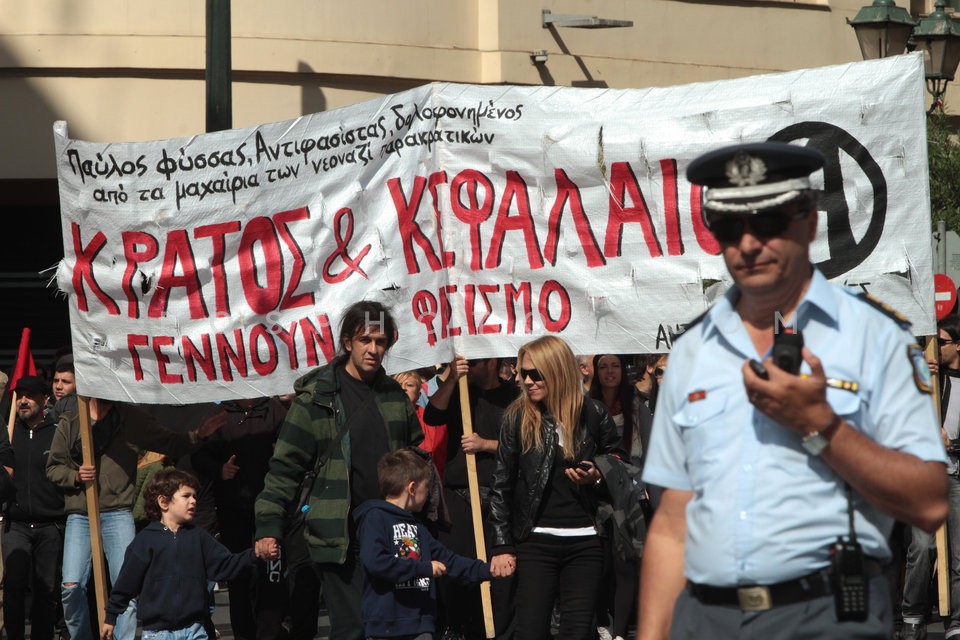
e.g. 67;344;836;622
254;359;424;564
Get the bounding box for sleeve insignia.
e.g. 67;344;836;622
908;343;933;394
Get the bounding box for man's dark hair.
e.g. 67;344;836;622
941;314;960;342
377;449;430;499
54;354;74;374
143;468;200;521
337;301;397;355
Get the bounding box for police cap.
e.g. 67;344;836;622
687;141;824;217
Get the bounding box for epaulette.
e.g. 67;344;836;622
855;292;912;330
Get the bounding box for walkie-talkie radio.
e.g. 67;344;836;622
829;487;869;621
773;323;803;375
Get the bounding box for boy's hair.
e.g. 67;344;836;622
143;468;200;521
54;354;74;374
377;449;430;498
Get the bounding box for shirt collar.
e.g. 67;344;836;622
701;266;838;341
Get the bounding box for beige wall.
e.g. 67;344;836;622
2;0;956;178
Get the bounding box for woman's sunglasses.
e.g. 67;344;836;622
519;368;544;382
708;211;809;243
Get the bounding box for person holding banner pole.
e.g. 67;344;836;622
424;355;518;640
898;314;960;640
488;335;624;640
639;142;948;640
45;399;220;640
253;300;424;640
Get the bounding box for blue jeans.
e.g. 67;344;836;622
142;622;208;639
62;511;137;640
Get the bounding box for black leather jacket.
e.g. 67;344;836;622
488;397;624;551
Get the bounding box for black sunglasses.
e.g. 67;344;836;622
708;211;809;243
654;367;664;377
939;337;955;346
519;368;544;382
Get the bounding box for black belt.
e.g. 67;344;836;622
688;559;883;612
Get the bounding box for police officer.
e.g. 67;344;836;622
638;142;949;640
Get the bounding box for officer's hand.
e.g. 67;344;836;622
742;347;836;437
101;622;115;640
221;454;240;480
77;464;97;484
255;537;280;560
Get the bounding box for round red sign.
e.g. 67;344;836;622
935;273;957;320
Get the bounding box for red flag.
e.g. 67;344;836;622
9;327;36;395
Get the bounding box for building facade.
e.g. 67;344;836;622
0;0;953;364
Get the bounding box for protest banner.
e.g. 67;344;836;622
54;53;934;403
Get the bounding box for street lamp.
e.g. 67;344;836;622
848;0;960;112
846;0;916;61
912;0;960;111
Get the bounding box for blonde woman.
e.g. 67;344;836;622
488;336;624;640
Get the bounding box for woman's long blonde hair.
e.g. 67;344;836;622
506;335;584;460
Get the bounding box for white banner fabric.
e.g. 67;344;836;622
54;53;934;403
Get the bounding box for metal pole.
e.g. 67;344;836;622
939;220;948;274
206;0;232;133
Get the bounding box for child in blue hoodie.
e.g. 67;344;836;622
354;449;492;640
100;468;255;640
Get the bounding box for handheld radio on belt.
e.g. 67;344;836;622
829;486;869;621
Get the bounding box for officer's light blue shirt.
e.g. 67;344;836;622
642;268;947;587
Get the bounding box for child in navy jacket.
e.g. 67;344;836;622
354;449;492;639
100;468;255;640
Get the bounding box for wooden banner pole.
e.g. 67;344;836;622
7;391;18;444
78;396;110;631
924;337;950;617
458;376;496;638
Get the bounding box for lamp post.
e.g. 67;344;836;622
912;0;960;112
846;0;916;61
848;0;960;113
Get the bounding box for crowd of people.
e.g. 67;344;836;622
0;140;955;640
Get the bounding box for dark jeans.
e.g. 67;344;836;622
514;533;604;640
219;511;286;640
901;473;960;633
2;520;64;640
317;542;365;640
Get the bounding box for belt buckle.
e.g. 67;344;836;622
737;586;773;612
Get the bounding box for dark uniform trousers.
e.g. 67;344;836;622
2;520;64;640
669;574;892;640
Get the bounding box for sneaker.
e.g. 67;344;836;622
902;621;927;640
597;627;613;640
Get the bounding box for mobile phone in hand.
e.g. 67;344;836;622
576;461;592;471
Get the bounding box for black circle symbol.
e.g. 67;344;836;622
768;122;887;279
